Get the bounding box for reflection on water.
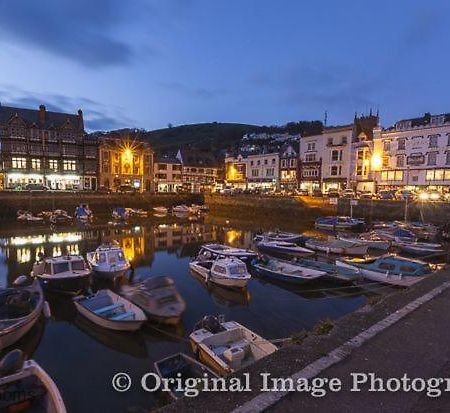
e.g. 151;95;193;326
0;219;371;412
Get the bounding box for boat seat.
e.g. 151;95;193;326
212;346;228;357
94;303;124;315
110;311;135;321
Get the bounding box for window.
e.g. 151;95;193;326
342;136;347;144
396;155;405;167
426;170;434;180
266;168;274;177
250;160;254;166
158;164;167;170
305;153;316;162
446;152;450;165
48;159;58;171
31;158;41;170
12;157;26;169
328;138;333;146
397;139;406;150
330;166;338;176
307;142;316;151
63;160;77;171
429;135;439;148
264;159;268;165
382;156;390;168
251;169;259;177
257;160;260;165
331;150;342;162
383;141;390;152
272;158;276;164
427;152;437;166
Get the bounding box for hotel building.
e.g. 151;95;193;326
154;155;183;193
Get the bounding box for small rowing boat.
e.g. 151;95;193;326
305;238;369;256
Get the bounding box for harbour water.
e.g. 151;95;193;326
0;216;372;412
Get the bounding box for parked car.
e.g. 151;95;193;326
326;189;340;198
395;189;416;200
359;191;374;200
377;190;396;200
312;189;323;197
25;183;49;191
341;189;356;199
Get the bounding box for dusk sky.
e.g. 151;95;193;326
1;0;449;131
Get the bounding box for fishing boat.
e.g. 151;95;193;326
254;231;307;243
305;238;369;256
251;256;326;284
112;207;129;221
0;349;66;413
190;315;277;376
314;216;365;231
154;353;218;401
122;276;186;325
336;255;433;287
256;240;314;257
74;289;147;331
16;210;45;225
0;277;45;351
394;241;444;256
31;255;91;295
189;257;251;288
153;206;168;215
337;234;391;251
172;205;191;214
86;243;131;279
198;244;257;262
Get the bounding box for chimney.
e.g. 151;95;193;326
77;109;84;131
39;105;46;125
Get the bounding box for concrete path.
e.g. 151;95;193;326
267;285;450;413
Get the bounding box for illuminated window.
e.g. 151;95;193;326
49;159;58;171
31;158;41;170
63;160;76;171
12;157;26;169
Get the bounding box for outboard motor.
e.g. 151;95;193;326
13;275;31;287
194;315;225;334
0;349;25;377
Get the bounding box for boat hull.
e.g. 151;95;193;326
252;264;319;284
37;274;90;295
257;244;313;257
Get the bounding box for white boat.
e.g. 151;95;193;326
86;243;131;279
172;205;191;214
254;231;305;243
154;353;218;400
251;257;326;284
394;241;444;256
305;238;369;256
189;257;251;288
198;244;257;262
32;255;91;295
256;240;314;257
49;210;73;225
74;289;147;331
122;277;186;325
190;316;278;376
16;210;45;225
0;277;45;351
153;206;168;215
337;235;391;251
0;349;66;412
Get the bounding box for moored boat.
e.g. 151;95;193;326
112;207;129;221
251;256;326;284
337;234;391;251
254;231;308;243
305;238;369;256
0;349;66;412
49;210;73;225
74;204;93;224
256;240;314;257
189;315;277;375
31;255;91;295
73;289;147;331
394;241;444;256
315;216;365;231
172;205;191;214
16;210;45;225
189;257;251;288
122;276;186;325
154;353;218;400
86;242;131;279
336;255;433;287
293;258;361;282
0;277;45;351
153;206;168;215
198;244;257;262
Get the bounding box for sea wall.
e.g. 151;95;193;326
0;192;203;220
337;198;450;224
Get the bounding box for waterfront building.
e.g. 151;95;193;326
154;155;183;193
176;149;221;193
0;104;97;190
298;134;325;192
225;154;247;189
246;152;280;190
279;142;299;191
373;112;450;191
98;132;153;192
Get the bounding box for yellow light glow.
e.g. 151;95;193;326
371;153;382;171
227;165;238;181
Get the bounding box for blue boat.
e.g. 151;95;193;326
315;216;365;231
336;255;433;287
112;207;129;221
294;258;361;282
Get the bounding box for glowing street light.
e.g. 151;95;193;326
371;153;382;171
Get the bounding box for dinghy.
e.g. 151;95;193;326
256;240;314;257
0;277;45;351
394;241;444;256
315;216;365;231
251;256;326;284
32;255;91;295
16;210;45;225
172;205;191;214
337;234;391;251
122;277;186;325
154;353;218;400
86;243;131;279
112;207;129;221
153;206;168;215
254;231;308;243
293;258;361;282
189;257;251;288
305;238;369;256
74;289;147;331
49;210;73;225
190;315;277;376
336;255;432;287
0;349;66;413
198;244;257;262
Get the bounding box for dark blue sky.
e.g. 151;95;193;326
1;0;449;131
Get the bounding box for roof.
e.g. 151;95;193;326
386;112;450;130
155;153;181;164
0;104;83;130
177;148;219;167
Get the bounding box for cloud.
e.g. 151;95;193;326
0;85;133;131
0;0;151;67
157;81;227;99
